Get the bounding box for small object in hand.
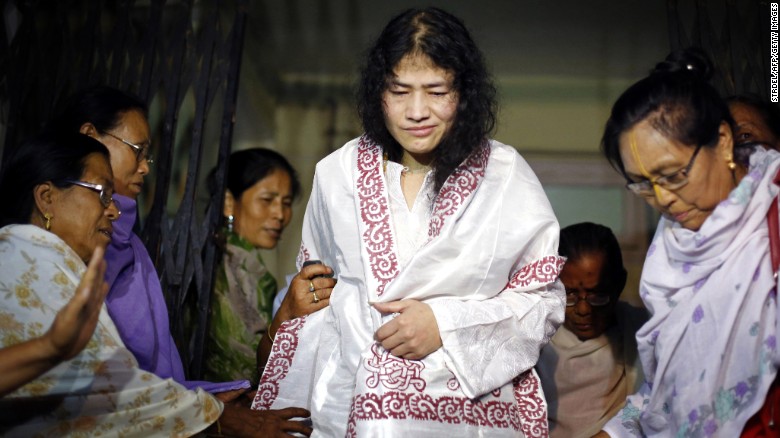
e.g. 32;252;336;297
302;259;335;278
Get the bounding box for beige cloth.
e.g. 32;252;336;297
537;302;646;438
0;224;222;437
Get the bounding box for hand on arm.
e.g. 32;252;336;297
373;300;442;360
0;246;109;397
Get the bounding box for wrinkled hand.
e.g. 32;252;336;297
276;263;337;323
44;246;109;361
219;404;312;437
373;300;442;360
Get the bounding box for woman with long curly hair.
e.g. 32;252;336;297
252;7;565;437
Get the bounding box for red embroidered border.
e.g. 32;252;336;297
506;255;566;290
357;136;400;297
428;143;490;239
251;316;307;410
346;390;522;431
513;371;549;438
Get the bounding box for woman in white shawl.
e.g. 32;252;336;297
0;132;310;436
595;48;780;437
253;7;565;437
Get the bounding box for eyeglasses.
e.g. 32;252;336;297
62;180;114;208
102;131;154;165
625;144;703;197
566;293;610;307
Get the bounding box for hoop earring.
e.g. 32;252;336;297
227;214;234;233
44;213;52;231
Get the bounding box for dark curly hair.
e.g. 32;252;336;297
357;7;497;192
601;47;734;180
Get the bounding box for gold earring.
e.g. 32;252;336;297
44;213;52;231
727;157;737;171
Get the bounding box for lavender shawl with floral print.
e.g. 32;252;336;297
603;148;780;437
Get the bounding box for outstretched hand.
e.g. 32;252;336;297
44;245;109;361
373;300;442;360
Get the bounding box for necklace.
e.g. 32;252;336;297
383;152;431;175
401;166;431;175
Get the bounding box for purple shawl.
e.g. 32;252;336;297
104;194;249;393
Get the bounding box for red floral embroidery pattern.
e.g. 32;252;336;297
295;242;310;268
357;136;400;297
364;343;426;392
347;391;521;430
513;371;549;438
251;316;307;410
506;255;565;289
428;142;490;239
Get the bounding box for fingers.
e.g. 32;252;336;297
299;263;333;280
281;420;313;436
273;407;311;419
372;300;407;314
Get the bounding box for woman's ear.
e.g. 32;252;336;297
79;122;98;137
718;120;735;160
223;190;235;218
31;182;56;224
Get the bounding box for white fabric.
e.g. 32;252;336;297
384;161;434;269
537;302;646;438
603;147;780;437
253;136;565;437
0;224;221;437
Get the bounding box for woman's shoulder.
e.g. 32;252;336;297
314;137;362;173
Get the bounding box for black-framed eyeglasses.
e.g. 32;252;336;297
61;180;114;208
566;292;611;307
625;143;704;197
102;131;154;165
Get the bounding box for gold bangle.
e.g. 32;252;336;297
267;328;275;343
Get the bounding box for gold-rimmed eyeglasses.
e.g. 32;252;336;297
625;143;703;197
102;131;154;165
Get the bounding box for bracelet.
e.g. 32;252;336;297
216;419;222;436
267;328;275;343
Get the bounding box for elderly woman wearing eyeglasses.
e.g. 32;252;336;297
48;86;250;392
0;132;224;435
48;86;313;436
593;48;780;437
536;223;647;438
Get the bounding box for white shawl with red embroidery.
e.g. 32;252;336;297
252;136;565;437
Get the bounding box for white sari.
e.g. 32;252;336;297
252;136;565;437
603;147;780;437
0;224;221;437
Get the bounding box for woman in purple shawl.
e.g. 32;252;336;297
49;86;312;436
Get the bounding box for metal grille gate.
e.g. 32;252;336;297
0;0;248;379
